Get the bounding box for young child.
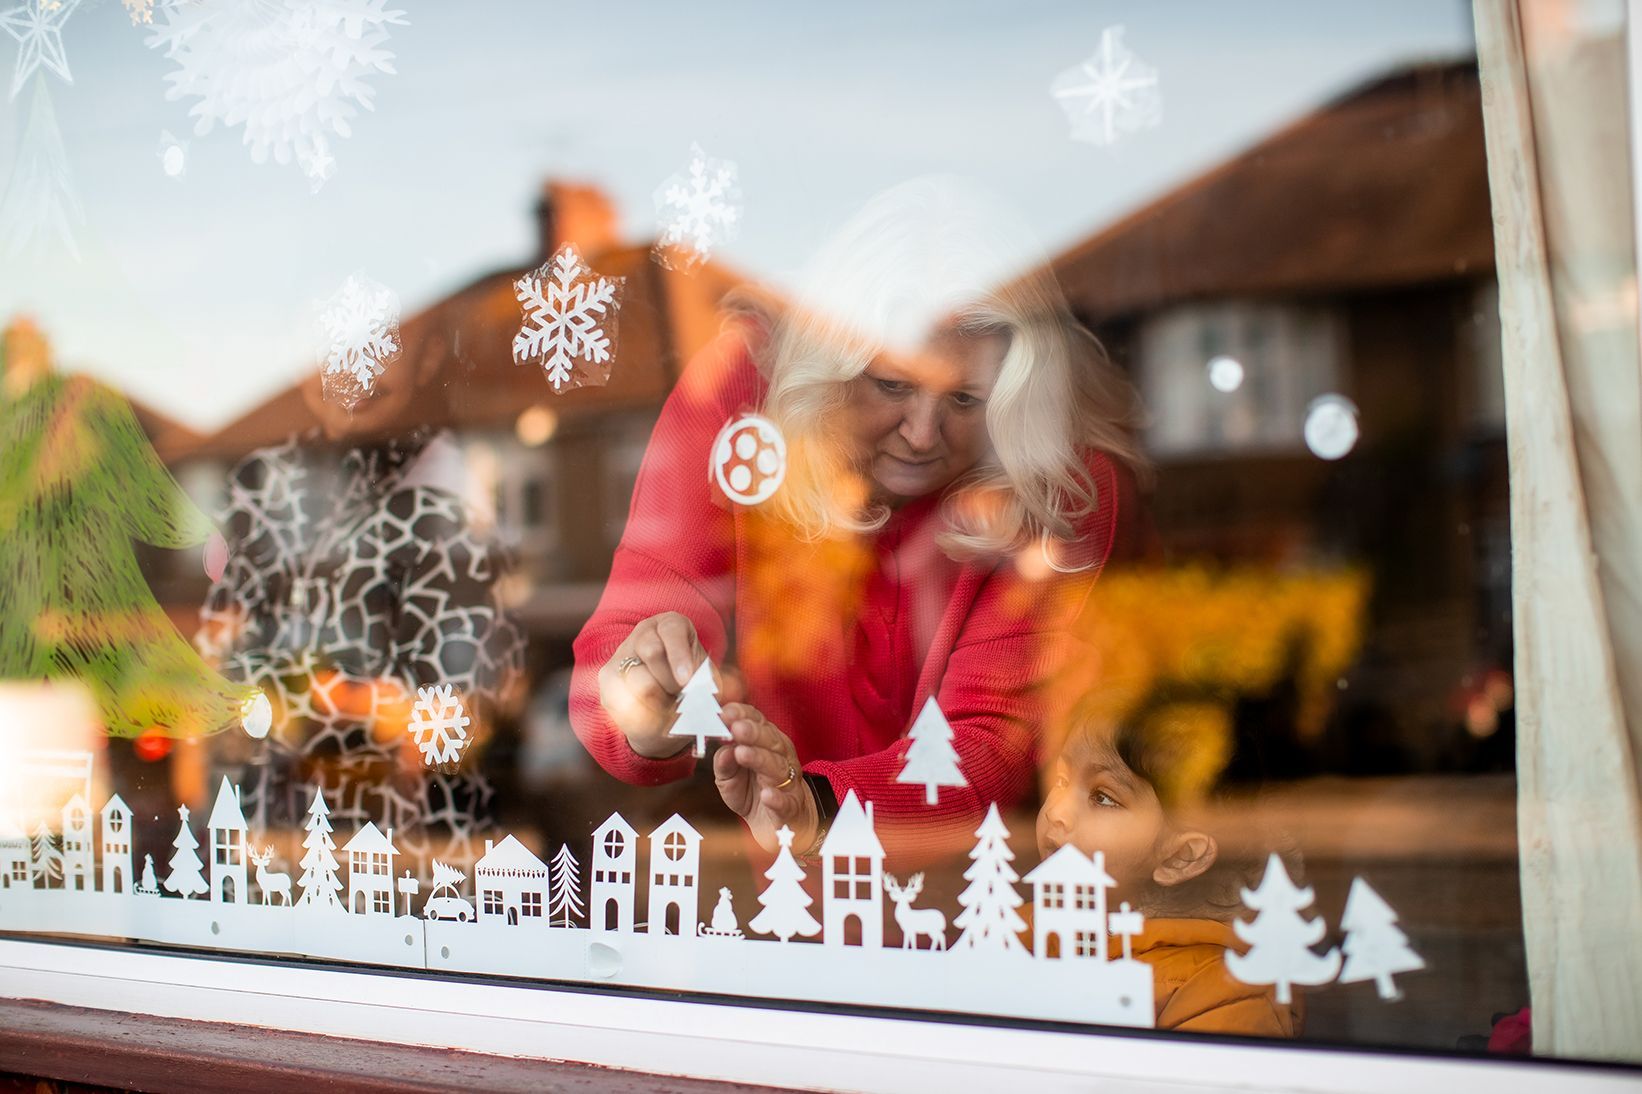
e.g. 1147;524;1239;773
1037;695;1299;1037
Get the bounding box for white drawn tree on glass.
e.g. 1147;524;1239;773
896;697;967;805
295;786;343;910
1226;852;1341;1004
1338;876;1424;1000
162;804;207;898
748;825;821;943
667;660;730;758
29;821;60;887
953;803;1025;951
549;844;584;928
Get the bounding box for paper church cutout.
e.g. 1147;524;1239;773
896;697;968;805
666;660;730;759
1338;876;1424;1000
1226;852;1342;1005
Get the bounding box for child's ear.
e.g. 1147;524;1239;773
1152;830;1219;887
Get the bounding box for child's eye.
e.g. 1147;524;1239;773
1090;789;1120;808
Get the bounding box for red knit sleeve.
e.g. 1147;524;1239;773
569;331;762;785
804;453;1125;857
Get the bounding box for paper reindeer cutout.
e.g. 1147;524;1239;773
883;872;947;950
896;697;968;806
1226;852;1342;1004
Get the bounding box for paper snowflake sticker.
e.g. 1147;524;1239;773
1050;25;1162;147
1;0;80;101
146;0;406;187
315;270;402;409
711;413;786;506
511;242;625;393
409;684;472;767
653;142;741;271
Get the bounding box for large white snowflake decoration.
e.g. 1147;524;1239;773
652;142;741;272
315;270;402;409
145;0;406;188
1050;25;1162;147
1;0;81;101
409;684;472;768
511;242;626;393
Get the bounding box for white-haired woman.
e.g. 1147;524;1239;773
570;177;1145;857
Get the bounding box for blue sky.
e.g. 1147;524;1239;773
0;0;1474;431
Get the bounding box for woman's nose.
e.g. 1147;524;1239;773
898;397;943;452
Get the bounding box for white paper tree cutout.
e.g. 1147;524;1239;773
711;414;787;507
896;697;967;805
162;804;207;898
748;825;821;943
1;0;80;100
511;242;625;393
0;75;85;260
1226;852;1342;1005
295;786;343;910
884;872;947;950
954;803;1025;951
1338;876;1424;1001
29;821;59;887
409;683;471;767
1049;25;1162;147
667;660;730;759
653;142;741;272
316;270;402;410
549;844;583;928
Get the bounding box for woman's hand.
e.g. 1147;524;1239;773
713;702;819;854
598;612;709;759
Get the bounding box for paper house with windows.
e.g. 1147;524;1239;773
647;814;701;937
1023;845;1117;959
343;822;398;917
61;793;92;892
475;834;549;925
207;776;249;904
0;812;29;890
821;791;885;948
590;814;637;933
100;794;133;895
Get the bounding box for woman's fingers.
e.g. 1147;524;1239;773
630;622;683;698
653;612;703;689
732;741;792;784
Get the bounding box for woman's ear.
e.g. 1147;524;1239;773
1151;830;1219;888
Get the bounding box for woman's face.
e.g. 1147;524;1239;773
844;326;1008;505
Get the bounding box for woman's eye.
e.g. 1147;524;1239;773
875;377;911;396
951;391;983;409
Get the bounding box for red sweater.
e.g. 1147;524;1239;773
570;331;1127;854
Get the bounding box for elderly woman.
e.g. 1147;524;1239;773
570;178;1142;857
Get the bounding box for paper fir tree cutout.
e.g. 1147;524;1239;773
295;786;344;910
1338;876;1424;1001
1226;852;1341;1004
549;844;584;928
749;825;821;943
162;804;207;898
29;821;59;886
954;803;1025;951
896;697;967;805
667;660;731;758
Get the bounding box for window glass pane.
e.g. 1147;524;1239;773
0;0;1636;1074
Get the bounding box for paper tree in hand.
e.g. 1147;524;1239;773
295;786;343;910
162;804;207;898
749;825;821;943
954;804;1026;951
1338;876;1424;1001
667;660;730;758
1226;852;1341;1004
896;697;967;805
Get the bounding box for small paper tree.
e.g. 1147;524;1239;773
667;659;730;758
549;844;584;927
953;804;1025;951
162;804;207;898
29;822;60;887
295;786;344;910
748;825;821;943
1339;876;1424;1000
895;697;967;805
1226;852;1342;1004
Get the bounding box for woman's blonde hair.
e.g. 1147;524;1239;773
733;176;1141;563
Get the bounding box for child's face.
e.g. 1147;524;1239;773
1037;733;1169;890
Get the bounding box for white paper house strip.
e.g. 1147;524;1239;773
206;776;249;905
590;813;637;933
1022;844;1116;960
820;791;885;949
475;834;550;926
